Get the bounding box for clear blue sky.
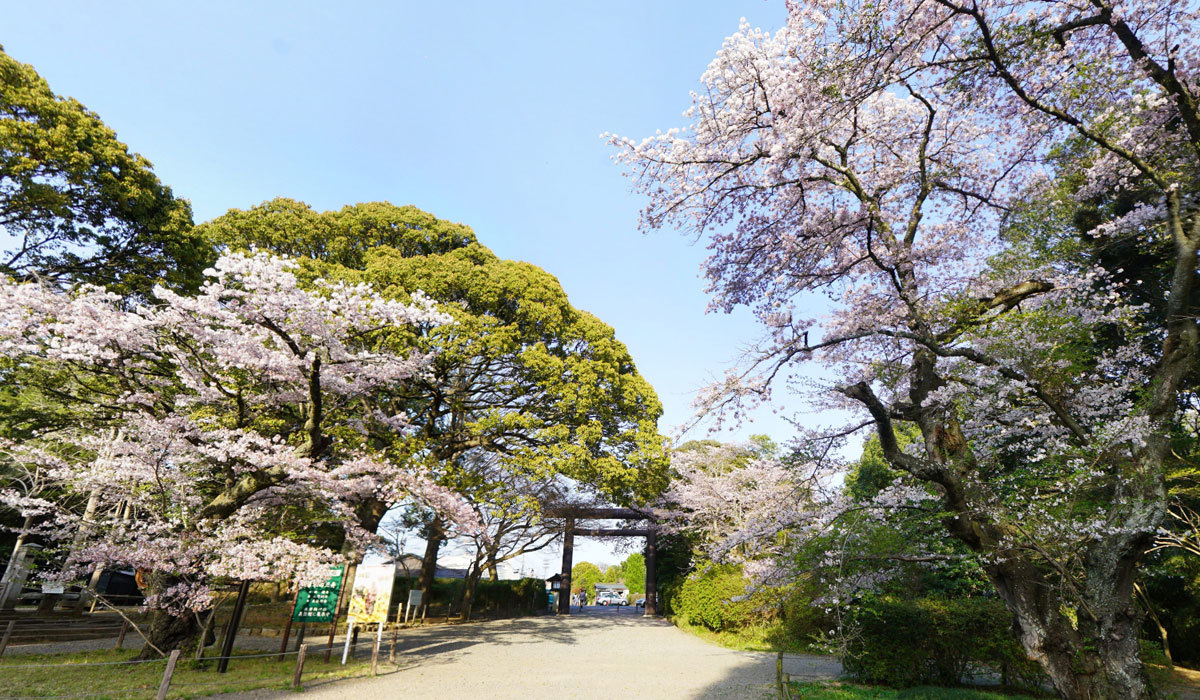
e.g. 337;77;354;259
2;1;797;569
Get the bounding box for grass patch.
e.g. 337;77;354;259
1147;663;1200;697
789;681;1031;699
0;646;382;699
668;614;818;653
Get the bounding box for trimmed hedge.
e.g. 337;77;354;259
842;596;1044;690
389;576;547;617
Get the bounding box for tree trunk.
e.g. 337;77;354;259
966;512;1155;698
875;346;1163;700
138;609;205;659
418;517;444;599
458;563;482;621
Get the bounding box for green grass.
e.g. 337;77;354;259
0;646;383;699
789;681;1031;699
669;614;817;653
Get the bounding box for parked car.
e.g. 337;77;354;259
595;591;627;606
635;598;646;609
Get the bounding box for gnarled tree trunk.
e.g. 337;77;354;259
139;610;205;660
985;541;1151;699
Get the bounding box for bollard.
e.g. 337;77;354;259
389;624;398;664
155;649;181;700
115;620;129;649
293;643;308;689
0;620;15;658
371;638;379;676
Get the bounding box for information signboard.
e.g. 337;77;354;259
347;564;393;624
292;565;345;623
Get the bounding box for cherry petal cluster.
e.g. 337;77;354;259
616;4;1198;691
0;251;478;613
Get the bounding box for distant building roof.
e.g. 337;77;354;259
594;583;627;591
390;554;424;577
382;554;467;579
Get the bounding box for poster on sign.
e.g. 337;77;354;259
347;564;393;624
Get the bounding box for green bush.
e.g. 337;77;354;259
773;587;833;648
674;562;774;632
1138;638;1171;667
473;577;549;612
389;576;547;617
842;596;1044;691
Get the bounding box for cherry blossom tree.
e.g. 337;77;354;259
446;452;567;619
200;200;670;602
614;2;1199;697
0;251;479;655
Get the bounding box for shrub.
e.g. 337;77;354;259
842;596;1044;691
390;576;547;617
674;562;776;632
773;587;832;649
473;577;548;612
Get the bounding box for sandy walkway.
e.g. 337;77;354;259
219;606;841;700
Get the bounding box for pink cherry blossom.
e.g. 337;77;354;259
0;251;479;614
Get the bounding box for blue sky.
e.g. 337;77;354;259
2;1;796;569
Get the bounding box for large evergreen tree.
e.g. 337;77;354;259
0;46;208;296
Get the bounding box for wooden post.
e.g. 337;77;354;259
294;622;306;652
323;571;349;663
217;579;251;674
155;649;181;700
390;623;398;663
370;637;379;676
115;619;129;649
775;650;784;699
293;643;308;689
278;586;298;661
558;517;574;615
0;620;14;657
644;529;658;616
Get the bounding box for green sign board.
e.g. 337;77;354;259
292;565;345;623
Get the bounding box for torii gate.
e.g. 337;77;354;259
546;506;658;616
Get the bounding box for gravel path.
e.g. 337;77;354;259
217;606;842;700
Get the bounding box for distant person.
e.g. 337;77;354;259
578;590;587;611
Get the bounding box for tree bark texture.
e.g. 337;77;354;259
850;339;1167;699
418;517;444;599
138;610;204;660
